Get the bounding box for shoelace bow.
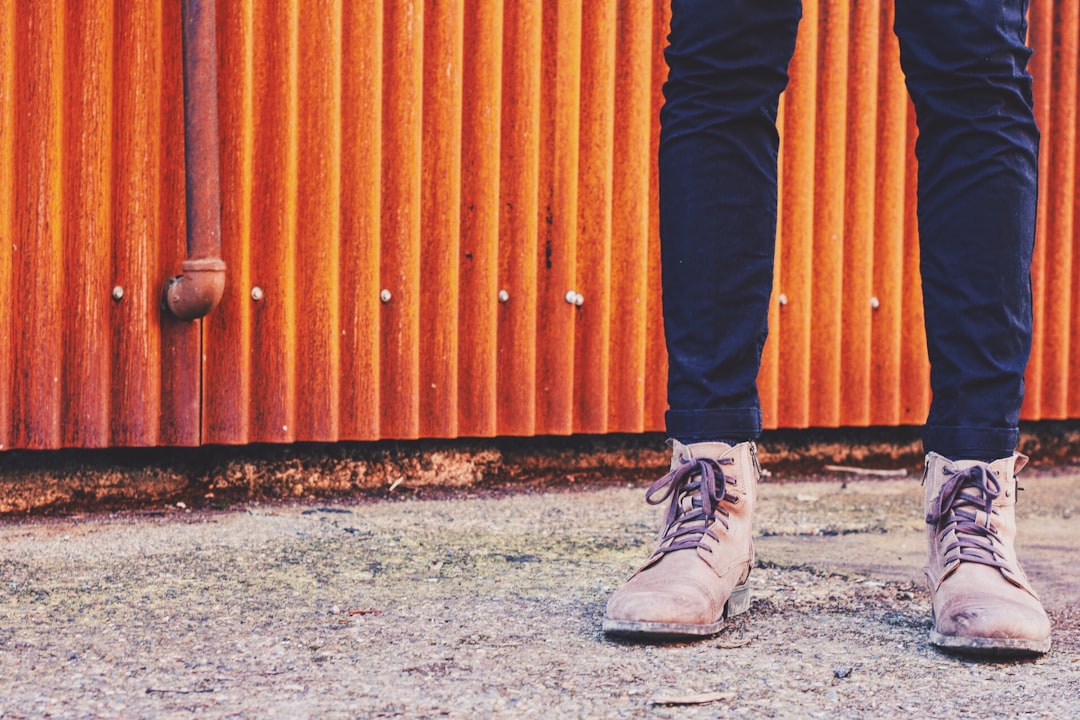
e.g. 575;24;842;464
926;464;1009;571
644;455;737;557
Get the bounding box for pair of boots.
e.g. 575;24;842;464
603;441;1051;657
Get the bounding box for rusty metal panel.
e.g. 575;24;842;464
809;0;849;428
419;0;462;439
12;1;65;449
533;1;581;437
1025;0;1079;421
869;0;909;428
457;1;504;437
494;1;537;436
2;0;197;450
839;0;879;427
0;0;12;450
296;0;344;440
5;0;1080;450
642;0;671;431
608;0;653;433
775;0;818;429
339;0;383;440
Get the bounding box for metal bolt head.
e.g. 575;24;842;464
111;286;124;302
573;292;584;307
778;293;789;306
251;286;265;302
498;289;510;303
870;296;880;310
565;290;577;304
380;289;392;303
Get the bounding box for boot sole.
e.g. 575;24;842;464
601;583;750;639
929;630;1051;658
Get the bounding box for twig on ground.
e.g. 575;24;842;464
649;691;734;706
824;465;908;478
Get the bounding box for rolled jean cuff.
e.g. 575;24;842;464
922;425;1020;461
665;408;763;443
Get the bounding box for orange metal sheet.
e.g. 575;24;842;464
809;0;849;428
869;0;908;427
61;0;112;448
839;0;879;427
296;0;344;441
112;0;163;445
534;1;581;437
642;0;671;430
1039;1;1078;418
379;0;423;439
4;0;1080;450
248;2;300;443
457;0;503;437
13;1;64;448
495;0;538;437
152;0;200;447
0;0;12;450
1062;4;1080;417
203;0;255;443
607;0;653;433
337;0;383;441
419;0;462;439
1024;0;1053;423
776;0;818;429
573;0;616;434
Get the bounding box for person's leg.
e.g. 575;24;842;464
604;0;801;639
895;0;1050;656
896;0;1037;461
660;0;802;446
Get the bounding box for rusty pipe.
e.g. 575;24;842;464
163;0;226;321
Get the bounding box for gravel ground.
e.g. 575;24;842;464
1;469;1077;719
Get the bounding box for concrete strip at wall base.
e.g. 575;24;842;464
2;422;1079;517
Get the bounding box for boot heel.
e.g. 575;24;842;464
724;583;751;617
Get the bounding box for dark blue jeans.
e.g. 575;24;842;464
661;0;1037;460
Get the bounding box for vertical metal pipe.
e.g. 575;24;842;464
163;0;225;321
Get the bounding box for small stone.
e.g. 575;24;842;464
833;666;853;679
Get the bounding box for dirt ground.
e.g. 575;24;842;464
1;458;1077;718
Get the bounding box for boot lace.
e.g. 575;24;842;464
926;464;1008;571
644;456;738;559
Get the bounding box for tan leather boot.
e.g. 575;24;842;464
923;452;1051;657
603;440;758;638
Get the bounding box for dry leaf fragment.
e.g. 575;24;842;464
823;465;907;477
715;637;753;649
649;691;733;706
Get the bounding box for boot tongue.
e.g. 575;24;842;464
669;440;734;472
945;452;1027;477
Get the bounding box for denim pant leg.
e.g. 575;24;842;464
894;0;1038;460
660;0;802;443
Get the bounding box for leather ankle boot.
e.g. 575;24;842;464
923;452;1051;656
603;440;758;638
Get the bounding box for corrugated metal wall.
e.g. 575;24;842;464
1;0;1078;449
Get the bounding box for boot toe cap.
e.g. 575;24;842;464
606;582;716;627
933;590;1051;653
